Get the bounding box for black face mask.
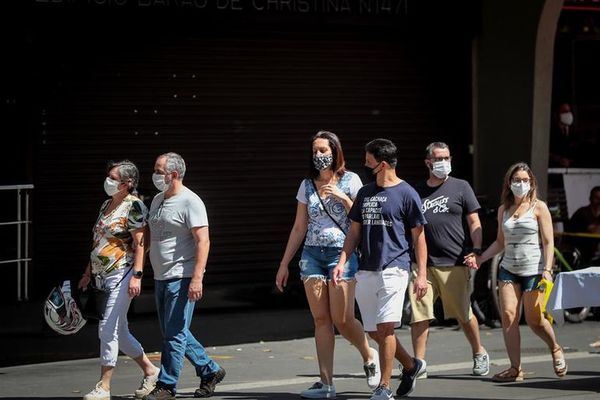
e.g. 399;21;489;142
363;162;381;183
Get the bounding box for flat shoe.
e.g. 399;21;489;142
491;366;523;382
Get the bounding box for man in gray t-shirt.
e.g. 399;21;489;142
146;152;225;400
149;186;208;281
408;142;490;379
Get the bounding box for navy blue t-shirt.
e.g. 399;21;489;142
414;176;480;266
348;181;427;271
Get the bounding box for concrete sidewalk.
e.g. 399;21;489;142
2;316;600;399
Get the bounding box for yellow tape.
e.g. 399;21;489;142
555;231;600;239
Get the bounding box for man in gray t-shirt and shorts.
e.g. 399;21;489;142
409;142;489;379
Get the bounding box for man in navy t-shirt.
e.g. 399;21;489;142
409;141;489;379
333;138;428;399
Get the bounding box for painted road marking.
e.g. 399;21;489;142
176;351;598;393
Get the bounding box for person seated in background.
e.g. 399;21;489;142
567;186;600;266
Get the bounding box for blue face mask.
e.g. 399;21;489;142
313;154;333;171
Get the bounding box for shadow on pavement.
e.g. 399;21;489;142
511;376;600;392
2;296;315;367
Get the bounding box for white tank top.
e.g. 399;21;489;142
500;202;544;276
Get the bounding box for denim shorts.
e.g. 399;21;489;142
299;245;359;281
498;267;542;292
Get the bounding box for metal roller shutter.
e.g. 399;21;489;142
32;17;471;298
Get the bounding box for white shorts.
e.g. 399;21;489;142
355;267;409;332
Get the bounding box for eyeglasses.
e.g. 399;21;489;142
429;157;451;162
512;178;530;184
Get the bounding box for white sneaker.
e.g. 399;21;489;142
83;382;110;400
300;381;336;399
364;347;381;389
472;351;490;376
134;371;159;399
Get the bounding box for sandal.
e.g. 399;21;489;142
492;366;524;382
551;346;568;377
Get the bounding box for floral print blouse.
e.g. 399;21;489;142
90;194;147;275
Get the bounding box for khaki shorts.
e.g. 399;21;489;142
409;265;473;324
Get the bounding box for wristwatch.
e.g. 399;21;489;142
472;248;482;256
133;270;143;279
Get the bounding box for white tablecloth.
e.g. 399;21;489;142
547;266;600;325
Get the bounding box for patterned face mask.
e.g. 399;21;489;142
313;154;333;171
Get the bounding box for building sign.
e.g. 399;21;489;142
34;0;409;15
563;0;600;11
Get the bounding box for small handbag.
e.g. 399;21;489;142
76;267;132;320
78;286;110;320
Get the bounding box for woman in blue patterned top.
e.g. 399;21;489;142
276;131;380;399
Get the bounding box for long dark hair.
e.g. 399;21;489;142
308;130;347;179
500;162;538;208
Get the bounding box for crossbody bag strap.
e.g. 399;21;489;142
311;179;347;235
113;265;133;290
94;265;133;292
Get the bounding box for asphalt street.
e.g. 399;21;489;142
2;305;600;400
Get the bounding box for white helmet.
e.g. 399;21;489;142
44;280;86;335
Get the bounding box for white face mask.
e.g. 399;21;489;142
104;177;121;197
510;181;530;198
152;173;170;192
559;112;573;126
431;160;452;179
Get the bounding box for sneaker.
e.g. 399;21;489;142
300;381;336;399
194;367;226;398
143;384;175;400
370;384;394;400
83;382;110;400
472;351;490;376
135;371;159;399
364;347;382;389
398;364;427;380
396;358;426;397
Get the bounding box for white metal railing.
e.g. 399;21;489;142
0;184;34;301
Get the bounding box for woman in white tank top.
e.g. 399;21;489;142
466;162;567;382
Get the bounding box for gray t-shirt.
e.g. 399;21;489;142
415;176;480;267
148;186;209;280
